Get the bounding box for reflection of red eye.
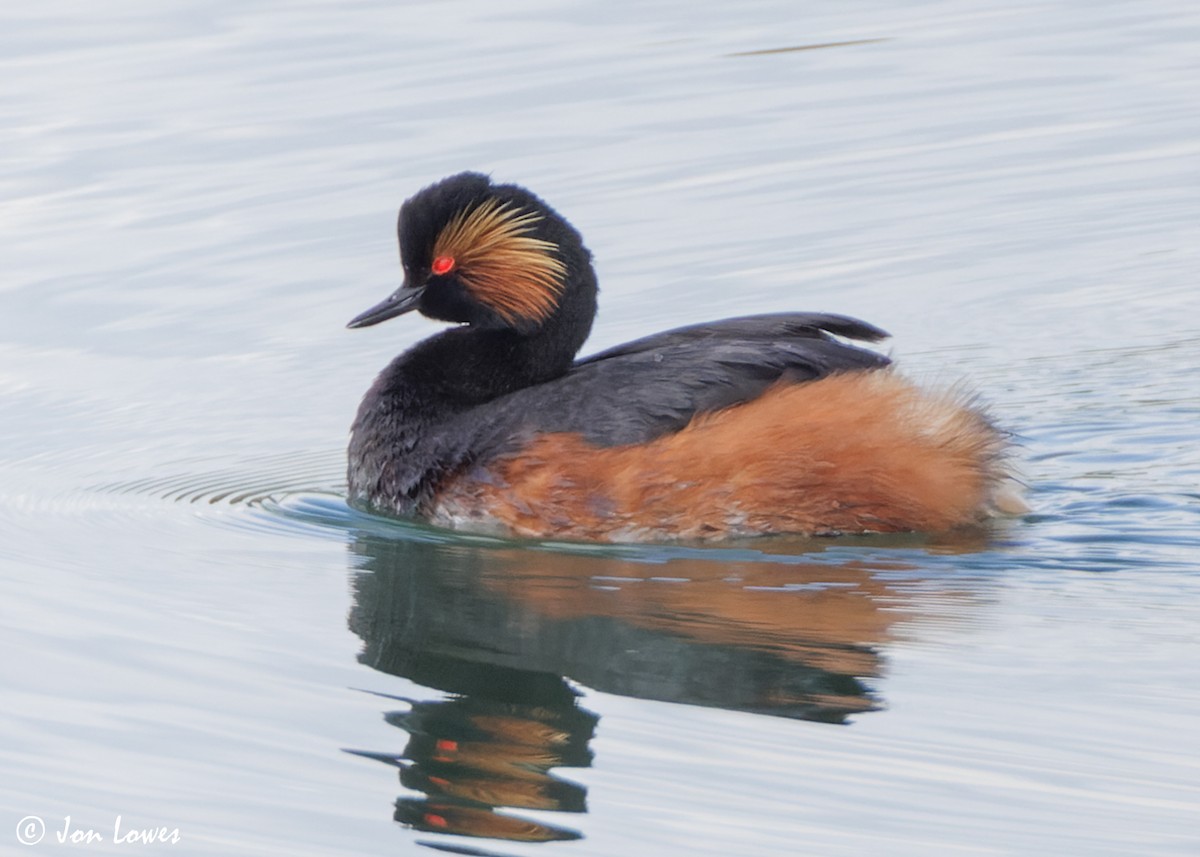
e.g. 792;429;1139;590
431;256;455;276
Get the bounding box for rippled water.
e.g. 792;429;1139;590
3;1;1199;854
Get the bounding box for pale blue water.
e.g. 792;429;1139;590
3;1;1199;855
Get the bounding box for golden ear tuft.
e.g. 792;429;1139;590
432;199;568;326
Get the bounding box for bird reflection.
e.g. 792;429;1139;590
350;685;593;844
345;529;967;849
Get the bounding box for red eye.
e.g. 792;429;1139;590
431;256;455;276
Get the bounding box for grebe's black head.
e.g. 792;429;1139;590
348;173;597;340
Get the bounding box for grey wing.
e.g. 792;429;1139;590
463;312;892;452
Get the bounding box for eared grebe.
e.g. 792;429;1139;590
347;172;1015;541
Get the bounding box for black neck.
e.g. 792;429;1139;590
397;323;578;406
391;241;598;408
360;263;597;422
348;281;595;512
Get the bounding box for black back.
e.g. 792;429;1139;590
455;311;890;455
